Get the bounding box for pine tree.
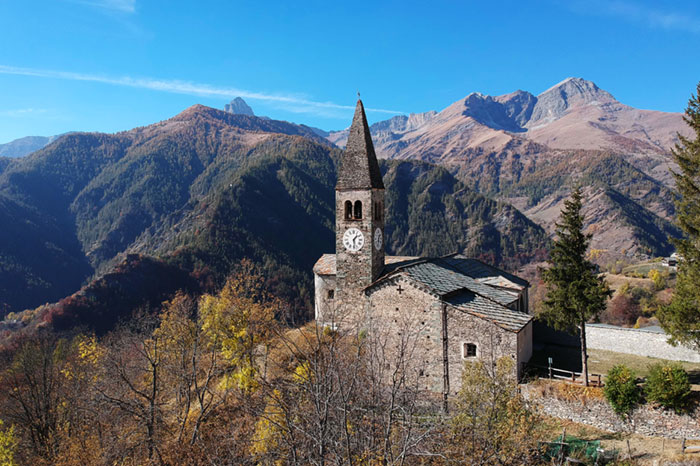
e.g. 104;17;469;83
658;82;700;350
539;188;611;386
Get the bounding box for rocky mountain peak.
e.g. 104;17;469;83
528;77;615;127
371;111;438;133
447;90;536;132
495;90;537;128
224;97;255;116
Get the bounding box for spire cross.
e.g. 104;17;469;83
357;91;360;98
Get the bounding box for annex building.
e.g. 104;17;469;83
313;99;533;396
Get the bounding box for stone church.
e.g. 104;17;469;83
313;99;533;396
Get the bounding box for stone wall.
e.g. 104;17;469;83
517;321;533;372
314;273;336;323
446;306;521;392
521;384;700;439
586;324;700;363
367;276;444;393
366;278;528;394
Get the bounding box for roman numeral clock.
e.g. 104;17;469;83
343;227;364;252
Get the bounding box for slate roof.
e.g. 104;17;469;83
442;255;529;288
336;99;385;190
313;254;337;275
446;290;532;332
383;257;520;307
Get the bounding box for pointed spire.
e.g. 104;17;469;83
336;99;385;190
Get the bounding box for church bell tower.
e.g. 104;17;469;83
335;99;386;307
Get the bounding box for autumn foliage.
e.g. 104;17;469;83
0;260;543;465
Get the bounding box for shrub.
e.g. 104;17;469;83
603;365;640;416
0;420;17;466
601;293;641;326
648;269;668;291
645;363;692;413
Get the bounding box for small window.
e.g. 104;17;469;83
354;200;362;219
327;289;334;300
344;201;352;220
463;343;477;359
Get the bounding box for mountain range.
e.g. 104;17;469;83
0;134;63;158
0;78;690;332
327;77;688;258
329;78;686;159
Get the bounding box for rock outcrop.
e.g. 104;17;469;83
224;96;255;116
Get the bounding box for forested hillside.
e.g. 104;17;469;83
0;105;549;328
501;151;681;257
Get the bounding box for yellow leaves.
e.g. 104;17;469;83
0;420;18;466
292;361;311;384
154;293;197;346
197;268;278;395
77;335;104;366
618;281;630;296
452;356;543;464
587;248;606;261
221;364;260;394
60;334;103;382
647;268;668;291
250;389;285;459
345;419;355;436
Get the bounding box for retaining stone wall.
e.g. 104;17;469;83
521;384;700;439
586;324;700;363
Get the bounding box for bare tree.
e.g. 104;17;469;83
155;292;230;445
447;357;543;465
96;313;167;463
364;317;436;465
250;318;438;465
0;332;65;460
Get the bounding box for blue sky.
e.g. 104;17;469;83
0;0;699;143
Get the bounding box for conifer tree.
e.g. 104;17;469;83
659;82;700;350
539;188;611;386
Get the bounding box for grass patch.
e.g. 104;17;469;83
588;349;700;384
621;261;670;277
602;272;654;294
530;345;700;386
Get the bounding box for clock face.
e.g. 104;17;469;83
343;228;364;252
374;228;383;251
343;228;365;252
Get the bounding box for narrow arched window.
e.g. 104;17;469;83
374;201;381;221
345;201;353;220
354;200;362;219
